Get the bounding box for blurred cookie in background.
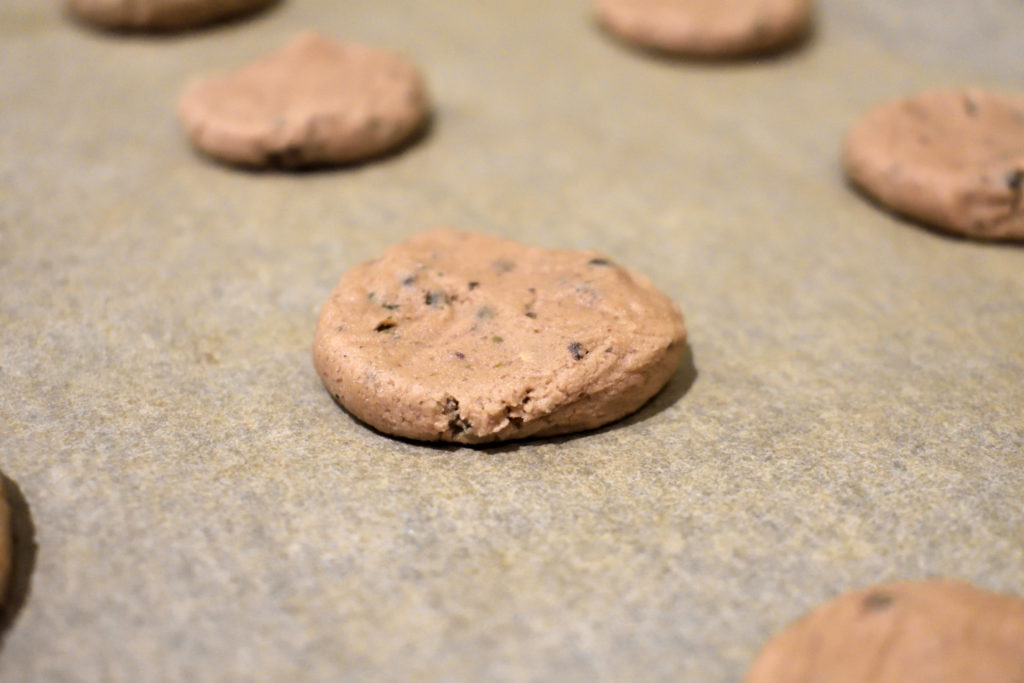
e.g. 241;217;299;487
844;88;1024;241
67;0;278;32
595;0;813;57
178;32;431;169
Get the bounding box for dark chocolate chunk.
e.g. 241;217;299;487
963;95;979;117
374;320;396;332
425;290;449;307
862;592;894;612
568;341;587;360
1006;169;1023;191
588;258;613;266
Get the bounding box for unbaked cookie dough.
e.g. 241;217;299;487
594;0;813;57
744;579;1024;683
313;228;687;443
844;88;1024;241
67;0;276;31
0;480;10;605
178;32;430;168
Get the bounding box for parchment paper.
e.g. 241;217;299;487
1;0;1022;680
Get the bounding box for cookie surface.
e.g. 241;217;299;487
744;579;1024;683
844;89;1024;240
313;228;686;444
595;0;813;56
67;0;275;31
177;32;429;168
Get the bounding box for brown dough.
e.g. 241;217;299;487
313;228;687;444
844;89;1024;241
0;482;9;605
67;0;275;31
744;579;1024;683
594;0;813;56
177;32;430;168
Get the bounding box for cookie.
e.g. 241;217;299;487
0;481;10;604
67;0;276;31
594;0;813;57
177;32;429;168
744;579;1024;683
313;228;687;444
843;89;1024;240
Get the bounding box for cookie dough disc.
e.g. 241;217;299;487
744;579;1024;683
313;228;687;444
177;32;429;168
67;0;276;31
594;0;813;56
844;89;1024;240
0;482;10;603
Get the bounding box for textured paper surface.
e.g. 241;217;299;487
1;1;1022;680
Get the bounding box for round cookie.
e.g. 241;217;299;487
594;0;813;57
844;89;1024;241
313;228;687;444
744;579;1024;683
67;0;276;31
177;32;429;168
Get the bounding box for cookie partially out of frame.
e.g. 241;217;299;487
844;89;1024;241
313;228;687;444
67;0;276;31
0;480;10;605
744;579;1024;683
594;0;813;57
178;32;429;168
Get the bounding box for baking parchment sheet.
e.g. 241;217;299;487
1;0;1022;679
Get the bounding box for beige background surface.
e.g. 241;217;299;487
1;0;1023;680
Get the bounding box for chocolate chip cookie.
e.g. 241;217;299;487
745;579;1024;682
178;32;430;168
844;89;1024;240
313;228;687;443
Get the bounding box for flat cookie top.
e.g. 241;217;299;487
744;579;1024;683
313;228;686;443
177;32;429;168
67;0;275;31
844;88;1024;240
595;0;813;56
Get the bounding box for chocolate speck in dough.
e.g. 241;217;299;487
744;579;1024;683
177;32;429;169
862;592;894;611
844;88;1024;241
66;0;276;31
313;228;687;443
595;0;814;57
